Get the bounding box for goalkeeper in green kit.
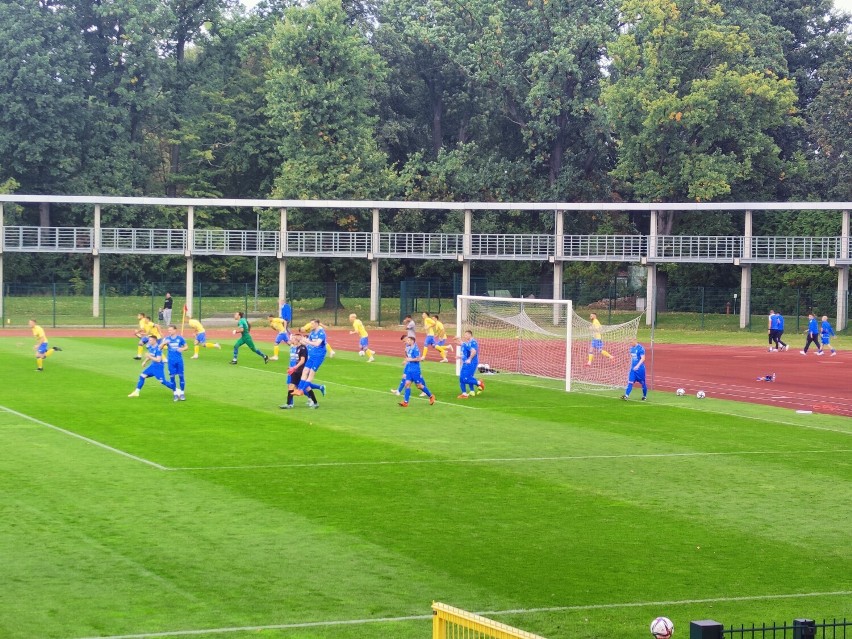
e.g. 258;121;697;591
230;311;269;365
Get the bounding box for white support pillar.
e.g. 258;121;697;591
645;211;658;326
740;210;753;329
92;204;101;318
185;206;194;316
838;210;850;330
370;208;380;322
553;209;564;324
462;209;472;297
0;204;4;324
278;208;288;303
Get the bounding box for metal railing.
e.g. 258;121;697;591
100;228;186;254
3;225;852;265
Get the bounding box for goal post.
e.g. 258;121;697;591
456;294;573;391
457;294;642;392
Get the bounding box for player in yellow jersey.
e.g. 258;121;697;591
348;313;375;362
587;313;614;366
301;320;335;357
267;314;290;360
421;312;437;360
432;314;453;362
186;313;220;359
133;312;149;359
29;319;62;371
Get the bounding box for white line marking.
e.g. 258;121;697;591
69;590;852;639
0;404;167;470
167;448;852;471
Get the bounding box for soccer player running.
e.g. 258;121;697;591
349;313;375;362
432;314;453;362
281;334;315;409
163;324;189;401
586;313;614;366
801;313;822;355
29;319;62;371
128;335;176;397
621;337;647;401
398;335;435;407
267;314;290;361
133;312;151;359
820;315;837;356
230;311;269;365
456;330;485;399
186;313;220;358
294;319;327;408
300;320;336;358
421;312;437;360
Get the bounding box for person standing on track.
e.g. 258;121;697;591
820;315;837;356
162;292;173;326
801;313;822;355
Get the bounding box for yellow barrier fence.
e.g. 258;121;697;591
432;602;548;639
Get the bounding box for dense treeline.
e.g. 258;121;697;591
0;0;849;294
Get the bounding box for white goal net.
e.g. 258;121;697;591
457;295;642;391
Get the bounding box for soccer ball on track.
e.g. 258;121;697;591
696;390;706;399
650;616;674;638
676;388;686;396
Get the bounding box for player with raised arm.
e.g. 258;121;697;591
230;311;269;365
586;313;614;366
294;319;327;408
456;330;484;399
281;334;315;409
349;313;375;362
621;337;647;401
398;336;435;407
186;313;220;358
29;319;62;371
267;314;290;361
163;324;189;401
128;335;176;397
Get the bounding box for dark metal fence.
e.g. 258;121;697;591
691;618;850;639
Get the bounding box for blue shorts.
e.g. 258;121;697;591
821;337;831;345
460;362;478;379
628;368;646;384
591;339;603;350
359;336;369;349
404;368;425;386
168;358;185;378
306;350;326;371
196;331;207;345
424;335;436;347
37;343;49;355
142;363;167;381
436;339;447;347
275;331;290;345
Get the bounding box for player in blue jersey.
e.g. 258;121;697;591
163;324;189;401
820;315;837;356
801;313;822;355
621;337;647;401
767;310;788;352
128;335;176;397
456;330;485;399
279;298;293;334
294;319;326;407
398;335;435;407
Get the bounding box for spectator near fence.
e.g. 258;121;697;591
162;292;173;326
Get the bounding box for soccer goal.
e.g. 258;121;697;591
456;294;641;391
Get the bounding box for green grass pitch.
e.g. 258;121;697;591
1;337;850;639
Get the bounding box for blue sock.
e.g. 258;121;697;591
403;387;411;402
397;379;406;393
421;384;432;397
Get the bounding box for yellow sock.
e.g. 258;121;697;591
422;347;429;359
587;354;593;364
274;345;280;358
603;350;613;359
45;349;54;358
195;345;200;356
436;345;447;358
137;345;144;357
366;349;374;359
37;359;43;370
326;344;334;355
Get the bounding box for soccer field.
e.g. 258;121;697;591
1;337;850;639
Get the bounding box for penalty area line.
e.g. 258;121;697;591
69;590;852;639
0;404;167;471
